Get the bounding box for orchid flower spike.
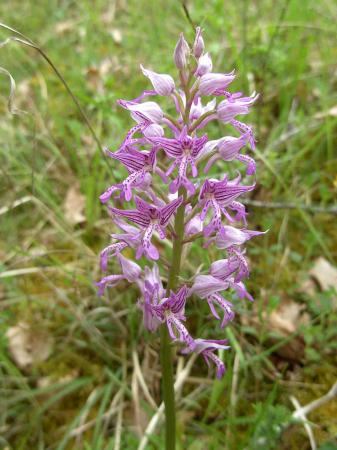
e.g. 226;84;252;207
97;27;266;380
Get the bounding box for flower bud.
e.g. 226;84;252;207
173;33;190;69
195;52;213;76
193;27;204;58
140;65;175;96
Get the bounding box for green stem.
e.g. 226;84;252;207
160;187;186;450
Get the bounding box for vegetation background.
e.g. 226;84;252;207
0;0;336;449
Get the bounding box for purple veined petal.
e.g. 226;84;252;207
135;244;144;260
228;201;248;225
96;274;124;297
192;274;229;299
117;253;142;282
142;223;160;260
218;135;247;160
144;264;164;298
210;257;239;280
200;199;211;221
185;213;203;236
166;314;195;349
151;137;183;157
142;123;164;138
236;154;256;175
135;195;153;214
230;280;254;302
191;134;208;158
214;227;249;249
126;101;164;124
214;183;255;205
195;52;213;77
217;102;249;123
122;169;147;201
208;293;235;328
159;196;183;226
167;285;189;315
203;198;222;237
193;338;230;353
182;177;197;196
231;120;256;149
202;350;226;378
99;184;120;203
198;137;223;161
140;65;175;96
100;242;128;272
109;206;150;228
174;33;190;69
199;71;235;96
113;217;141;236
193;26;204;58
106;147;147;172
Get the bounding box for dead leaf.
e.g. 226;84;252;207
270;301;310;336
6;322;53;369
314;105;337;119
109;28;122;44
64;184;86;225
55;20;76;36
309;257;337;292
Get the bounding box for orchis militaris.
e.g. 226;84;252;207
97;27;265;448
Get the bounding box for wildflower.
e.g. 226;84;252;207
217;93;258;122
96;254;141;296
198;71;235;96
98;27;265;383
109;196;183;260
195;53;213;77
141;65;175;96
203;134;256;175
151;126;208;194
192;274;235;328
152;286;195;350
199;176;255;234
174;33;190;69
182;339;230;378
193;27;204;58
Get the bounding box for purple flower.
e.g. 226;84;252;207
198;72;235;96
193;27;204;58
109;196;183;260
100;242;128;272
96;254;141;296
152;286;195;350
97;27;263;380
182;339;230;378
199;176;255;234
138;264;165;332
192;274;235;328
141;65;175;96
217;93;258;123
207;226;266;249
202;134;256;175
96;274;125;297
118;100;164;124
151;126;208;194
174;33;190;69
103;147;161;201
195;53;213;77
210;248;250;283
